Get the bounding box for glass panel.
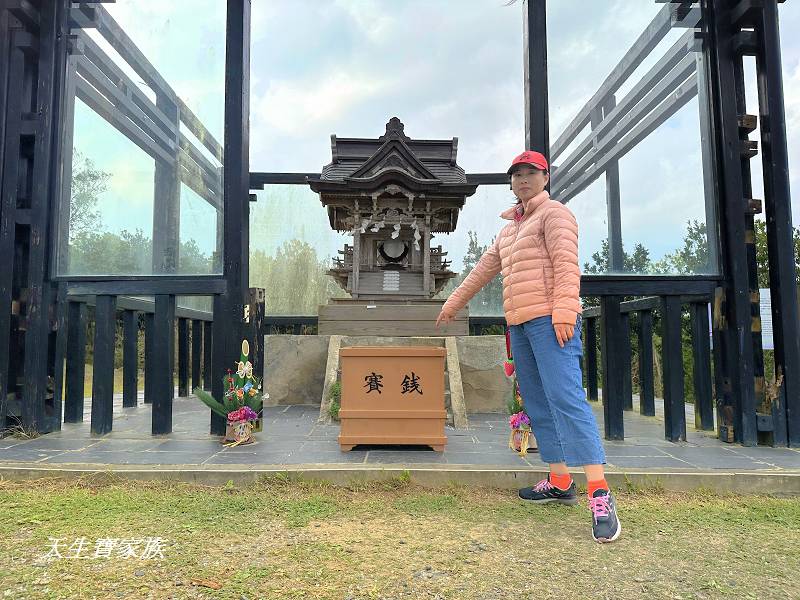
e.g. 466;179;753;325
56;0;225;276
250;0;524;173
249;185;348;315
548;0;718;275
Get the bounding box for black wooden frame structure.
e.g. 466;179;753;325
0;0;797;448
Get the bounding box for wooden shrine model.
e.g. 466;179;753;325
308;117;478;303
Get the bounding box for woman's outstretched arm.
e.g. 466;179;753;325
437;237;501;326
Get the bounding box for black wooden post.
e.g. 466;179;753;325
585;316;599;402
191;319;203;392
0;19;24;432
638;309;656;417
661;296;686;442
21;0;69;433
143;312;154;405
703;0;758;445
247;288;266;388
90;295;117;435
152;96;180;274
122;310;138;408
151;295;175;435
64;301;87;422
211;294;227;435
590;95;624;272
203;320;213;391
732;54;769;444
600;296;624;440
177;318;189;397
49;288;68;432
621;311;633;411
756;1;800;447
690;302;714;431
211;0;251;435
523;0;549;163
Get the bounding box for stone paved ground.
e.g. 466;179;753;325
1;393;799;472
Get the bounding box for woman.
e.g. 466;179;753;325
436;150;621;543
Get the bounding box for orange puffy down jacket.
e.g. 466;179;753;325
442;190;582;326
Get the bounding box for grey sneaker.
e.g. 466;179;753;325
518;475;578;505
589;489;622;543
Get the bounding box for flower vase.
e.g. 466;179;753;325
508;428;531;457
224;420;254;445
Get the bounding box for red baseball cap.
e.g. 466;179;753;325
507;150;549;175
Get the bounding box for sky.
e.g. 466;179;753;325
67;0;800;276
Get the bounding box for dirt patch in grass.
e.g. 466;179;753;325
0;476;798;599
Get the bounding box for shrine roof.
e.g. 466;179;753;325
317;117;469;185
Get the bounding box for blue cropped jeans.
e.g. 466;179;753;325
509;315;606;467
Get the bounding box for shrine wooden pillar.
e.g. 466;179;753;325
352;228;361;299
422;222;431;294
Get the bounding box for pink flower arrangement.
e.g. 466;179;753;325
509;410;531;431
227;406;259;424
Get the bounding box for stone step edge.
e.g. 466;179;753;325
1;463;798;495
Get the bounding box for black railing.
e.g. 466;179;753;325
582;295;714;442
59;291;214;436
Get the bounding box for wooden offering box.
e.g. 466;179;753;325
338;346;447;451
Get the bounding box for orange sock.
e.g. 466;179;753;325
549;472;572;491
587;478;609;498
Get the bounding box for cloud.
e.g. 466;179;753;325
254;71;390;136
332;0;395;43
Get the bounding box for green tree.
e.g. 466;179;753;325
582;239;652;274
249;239;345;315
652;220;710;274
69;150;108;242
754;219;800;287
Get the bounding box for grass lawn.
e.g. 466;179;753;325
0;475;798;599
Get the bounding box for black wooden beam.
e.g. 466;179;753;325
466;173;508;185
551;3;674;160
49;287;68;432
756;0;800;446
555;68;698;202
638;309;656;416
554;31;695;187
0;33;25;431
191;319;202;392
580;277;717;297
152;92;180;275
22;0;68;433
600;296;625;440
63;301;87;422
151;294;175;435
661;296;686;442
90;295;116;435
211;0;251;435
590;94;624;272
620;312;633;411
63;278;226;296
523;0;549;165
143;312;154;405
583;294;711;318
122;309;138;408
584;316;599;402
203;320;213;392
66;293;213;321
732;55;769;443
690;301;714;430
705;0;758;445
249;172;319;188
177;318;189;397
210;294;226;435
